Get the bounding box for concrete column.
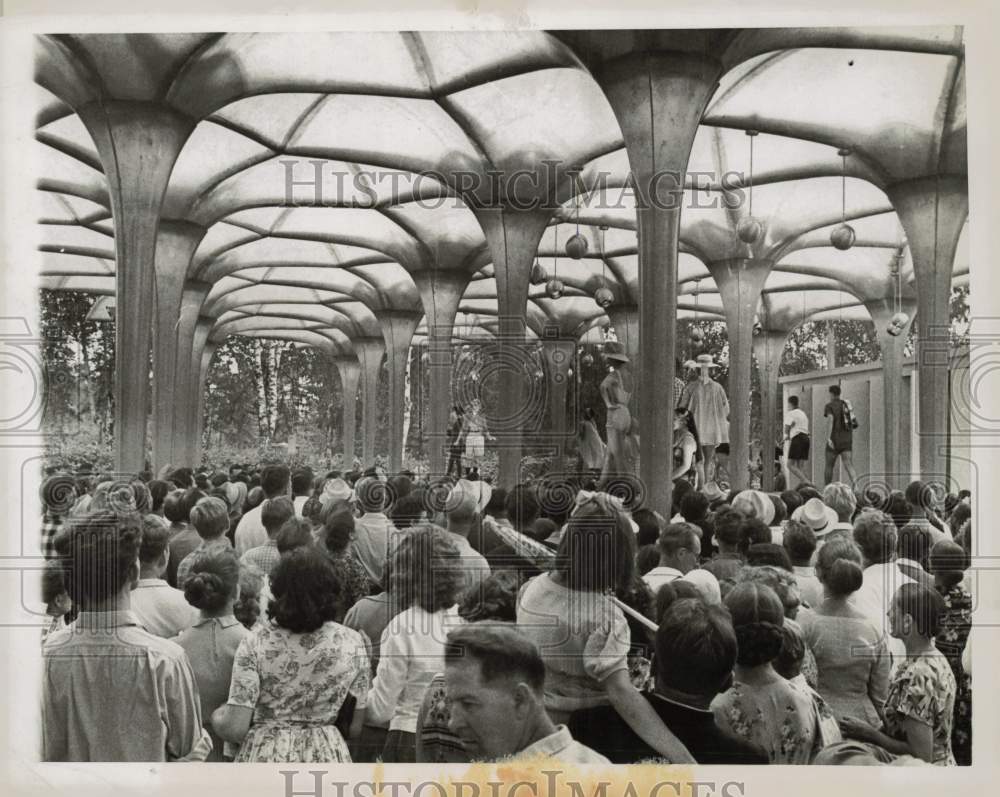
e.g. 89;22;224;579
707;258;773;491
412;271;467;477
476;208;550;488
174;284;212;468
78;101;194;474
354;337;386;468
887;177;967;482
152;221;207;470
541;338;577;444
188;318;214;466
868;298;918;487
377;311;423;474
753;329;789;491
597;52;722;515
333;357;361;470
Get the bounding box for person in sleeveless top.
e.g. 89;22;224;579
599;342;635;485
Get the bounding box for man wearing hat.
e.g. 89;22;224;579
793;497;840;541
599;341;636;483
678;354;729;483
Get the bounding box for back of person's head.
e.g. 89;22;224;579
632;507;662;548
148;480;169;514
262;496;296;536
655;598;737;698
883;491;914;530
535;477;576;527
736;565;801;619
636;544;660;576
823;482;857;522
782;520;816;566
527;517;557;543
773;621;806;680
769;494;787;526
657;522;701;560
138;515;171;565
445;624;545;695
904;480;935;512
712;506;745;549
458;570;519;622
898;524;931;566
680;491;709;523
671;479;693;517
816;538;864;597
388;492;426;530
506;484;540;530
389;524;464;614
355;476;388;514
387;474;413;506
234;566;262;629
184;546;240;613
739;517;772;556
189;496;230;540
797;484;822;502
320;507;355;557
894;582;945;638
268;547;341;633
276;517;314;554
948;501;971;536
655;579;702;623
291;469;313;497
724;581;785;667
927;539;971;590
246;485;265;510
485;486;508;518
60;511;142;606
42;560;69;606
179;488;206;522
829;384;841;397
261;464;291;499
746;543;793;572
169;467;194;489
162;489;186;523
781;490;804;516
853;509;896;565
557;496;636;593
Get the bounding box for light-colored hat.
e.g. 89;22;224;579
603;341;630;363
683;359;699;373
702;481;726;503
447;478;493;515
733;489;775;526
321;477;353;506
695;353;720;369
796;497;838;535
681;568;722;605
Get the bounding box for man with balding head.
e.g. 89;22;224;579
444;479;491;600
350;475;399;588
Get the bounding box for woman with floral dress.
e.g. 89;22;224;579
929;541;971;765
211;548;369;762
711;582;840;763
840;583;957;765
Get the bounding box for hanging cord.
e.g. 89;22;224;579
748;131;755;217
841;152;847;223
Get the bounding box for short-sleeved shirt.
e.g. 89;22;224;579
516;573;630;721
784;408;810;438
130;578;198;638
824;398;853;449
43;611;208;761
884;653;957;766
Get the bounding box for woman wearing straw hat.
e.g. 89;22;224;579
599;342;635;484
678;353;729;484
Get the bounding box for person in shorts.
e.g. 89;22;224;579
783;395;810;487
823;385;858;486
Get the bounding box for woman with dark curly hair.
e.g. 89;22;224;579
366;525;465;762
174;547;248;760
711;582;840;763
319;506;372;617
211;548;370;762
516;493;693;762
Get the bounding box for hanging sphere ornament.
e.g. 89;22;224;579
688;327;705;345
545;277;565;299
565;233;588;260
530;261;547;285
594;286;614;309
736;216;762;244
830;223;856;251
581;352;594;367
887;311;910;337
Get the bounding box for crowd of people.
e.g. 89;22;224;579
39;458;974;766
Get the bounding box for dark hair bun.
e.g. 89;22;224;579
184;571;229;612
734;621;785;667
825;558;864;596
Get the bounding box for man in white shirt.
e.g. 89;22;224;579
445;479;492;599
643;523;701;593
783;395;810;486
234;465;289;556
290;468;313;518
444;624;609;763
351;475;401;588
131;516;197;637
